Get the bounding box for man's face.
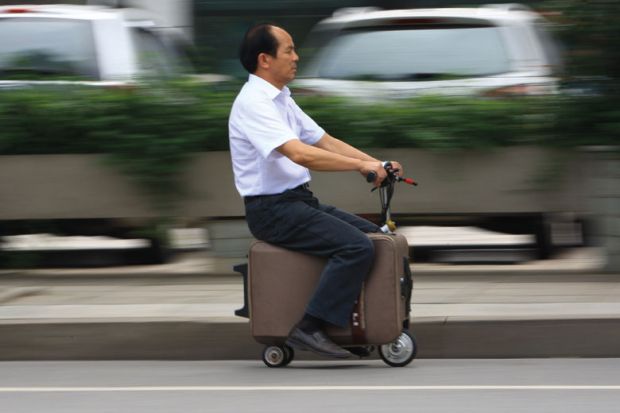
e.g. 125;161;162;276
267;27;299;87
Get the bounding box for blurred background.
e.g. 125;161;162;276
0;0;618;270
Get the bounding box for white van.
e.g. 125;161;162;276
295;4;563;99
0;4;193;87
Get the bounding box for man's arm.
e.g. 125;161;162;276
276;139;386;185
313;133;379;163
313;133;404;177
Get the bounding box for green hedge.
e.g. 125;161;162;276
2;82;617;152
1;80;618;205
0;81;233;207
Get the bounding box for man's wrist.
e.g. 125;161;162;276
356;159;366;172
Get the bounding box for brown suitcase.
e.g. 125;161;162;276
241;233;414;367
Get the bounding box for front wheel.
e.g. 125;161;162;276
378;330;417;367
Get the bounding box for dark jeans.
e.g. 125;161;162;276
244;185;380;328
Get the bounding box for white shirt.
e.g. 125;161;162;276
228;74;325;196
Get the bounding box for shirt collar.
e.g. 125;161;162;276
248;74;291;100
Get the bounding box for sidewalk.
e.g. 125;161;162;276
1;247;619;360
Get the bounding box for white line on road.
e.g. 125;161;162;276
1;385;619;393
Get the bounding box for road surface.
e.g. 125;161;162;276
1;359;619;412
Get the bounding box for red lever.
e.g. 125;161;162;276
398;177;418;186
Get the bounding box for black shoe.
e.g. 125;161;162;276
286;327;352;359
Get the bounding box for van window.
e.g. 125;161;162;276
0;18;99;80
534;22;563;74
305;25;511;80
131;28;183;77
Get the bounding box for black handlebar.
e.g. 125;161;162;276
366;163;417;231
365;163;417;187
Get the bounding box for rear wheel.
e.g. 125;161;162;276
262;345;293;368
283;345;295;366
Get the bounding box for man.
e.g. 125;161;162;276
229;23;403;359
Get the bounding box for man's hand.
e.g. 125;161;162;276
360;161;387;187
360;160;405;187
387;161;404;177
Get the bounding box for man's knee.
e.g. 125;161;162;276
349;234;375;264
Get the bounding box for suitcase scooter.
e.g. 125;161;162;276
234;164;418;367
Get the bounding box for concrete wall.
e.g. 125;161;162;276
0;148;588;221
585;147;620;272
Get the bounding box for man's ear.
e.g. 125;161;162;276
257;52;271;70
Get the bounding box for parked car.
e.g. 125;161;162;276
0;3;194;87
0;4;204;265
294;4;563;99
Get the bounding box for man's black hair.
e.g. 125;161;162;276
239;23;281;74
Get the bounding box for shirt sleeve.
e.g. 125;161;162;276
238;97;298;160
290;100;325;145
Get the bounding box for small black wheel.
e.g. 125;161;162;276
378;330;417;367
348;346;375;358
283;345;295;366
262;346;288;368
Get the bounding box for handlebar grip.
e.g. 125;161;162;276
366;171;377;183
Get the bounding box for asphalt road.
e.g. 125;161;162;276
1;359;619;412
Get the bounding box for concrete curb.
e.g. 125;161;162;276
0;264;609;281
1;317;620;361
